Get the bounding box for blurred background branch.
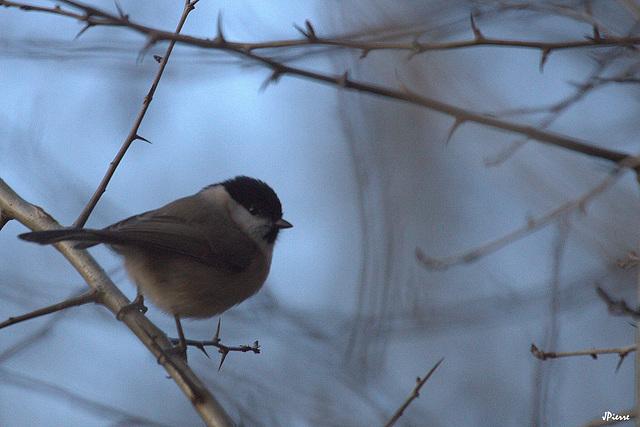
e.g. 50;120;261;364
2;0;640;425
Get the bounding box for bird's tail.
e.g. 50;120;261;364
19;229;104;249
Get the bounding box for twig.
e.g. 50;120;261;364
0;291;99;329
531;343;636;372
72;0;199;227
416;162;628;270
384;357;444;427
170;320;260;370
596;286;640;319
0;0;635;168
0;288;86;364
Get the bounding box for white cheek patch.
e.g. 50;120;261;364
199;184;275;255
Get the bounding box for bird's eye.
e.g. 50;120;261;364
249;206;258;215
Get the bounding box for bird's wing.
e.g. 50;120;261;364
99;196;260;272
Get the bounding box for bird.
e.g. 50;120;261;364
19;176;292;354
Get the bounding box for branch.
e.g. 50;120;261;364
0;291;99;329
531;343;636;372
0;177;233;426
0;0;635;167
9;0;640;54
416;160;630;270
596;286;640;319
171;319;261;371
72;0;199;227
384;357;444;427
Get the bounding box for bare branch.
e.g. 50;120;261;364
531;343;636;372
72;0;196;227
416;163;628;270
170;319;261;370
0;0;635;167
385;357;444;427
597;287;640;319
0;178;234;427
0;291;99;329
5;0;640;56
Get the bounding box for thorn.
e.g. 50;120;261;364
360;48;370;59
293;23;305;37
539;49;550;72
214;318;221;341
444;119;464;145
218;349;228;371
114;1;128;20
153;55;163;63
305;20;317;40
593;25;601;41
216;11;225;43
74;23;94;40
134;134;151;144
470;14;483;40
294;20;317;40
260;69;282;91
0;213;11;231
196;343;210;358
338;71;349;87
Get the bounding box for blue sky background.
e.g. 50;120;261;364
1;1;639;425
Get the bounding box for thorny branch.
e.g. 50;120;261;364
4;1;640;423
71;0;198;227
0;177;234;427
384;357;444;427
5;1;640;56
0;0;636;169
0;1;234;425
597;286;640;319
531;343;636;373
170;319;261;370
416;157;635;270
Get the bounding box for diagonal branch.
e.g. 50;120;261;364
416;159;632;270
72;0;199;227
0;291;99;329
0;0;635;168
0;177;233;427
385;357;444;427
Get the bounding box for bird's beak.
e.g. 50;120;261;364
276;219;293;229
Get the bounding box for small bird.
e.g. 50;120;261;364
19;176;292;353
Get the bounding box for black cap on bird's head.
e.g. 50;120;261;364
220;176;292;242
